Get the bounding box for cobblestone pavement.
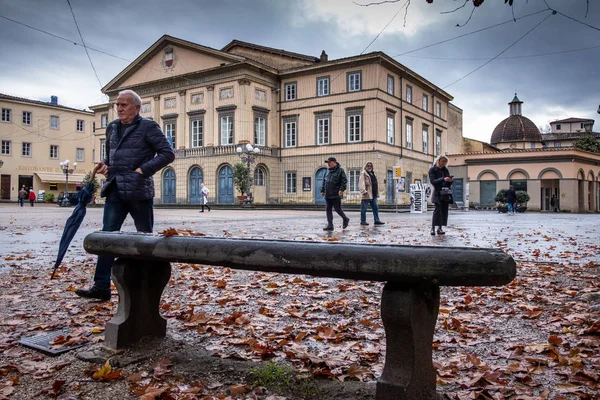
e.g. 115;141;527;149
1;204;598;270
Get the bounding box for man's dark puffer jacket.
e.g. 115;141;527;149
101;115;175;201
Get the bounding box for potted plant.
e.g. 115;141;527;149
233;162;252;204
515;191;530;213
44;192;55;203
495;189;508;213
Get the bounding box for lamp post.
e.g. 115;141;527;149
59;159;77;205
235;143;260;206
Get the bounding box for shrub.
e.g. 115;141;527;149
495;189;507;204
82;170;100;195
45;192;55;202
233;162;252;196
516;190;530;204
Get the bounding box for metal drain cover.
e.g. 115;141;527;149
19;329;86;355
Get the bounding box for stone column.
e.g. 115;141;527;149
527;179;541;211
206;86;215;146
153;95;161;122
179;90;186;149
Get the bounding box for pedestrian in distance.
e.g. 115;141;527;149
358;161;384;226
18;185;27;207
428;155;453;235
199;183;211;212
506;185;516;215
28;188;36;207
551;194;560;212
75;89;175;301
320;157;349;231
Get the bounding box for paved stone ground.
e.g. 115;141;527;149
1;203;598;268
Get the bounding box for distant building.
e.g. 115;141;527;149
91;35;464;205
0;93;95;201
449;95;600;212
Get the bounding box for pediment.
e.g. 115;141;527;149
103;35;245;93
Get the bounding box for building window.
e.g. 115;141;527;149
76;119;84;132
164;97;176;109
436;101;441;118
406;172;413;193
406;85;412;104
255;89;266;101
285;172;297;194
254;113;266;146
164;121;176;148
100;139;106;160
50;145;58;159
22;111;31;125
436;130;442;156
285;83;296;101
254;166;265;186
316;114;331;146
406;119;413;150
510;179;527;193
556;124;561;130
317;76;330;97
348;169;360;192
191;93;204;105
219;114;234;145
190;117;204;148
386;114;394;144
387;75;394;95
50;115;59;129
346;109;363;143
554;141;561;147
141;102;151;113
422;125;429;153
580;122;584;129
1;108;11;122
1;140;11;155
22;142;31;157
219;87;234;100
347;71;361;92
76;148;85;162
422;95;428;112
284;117;297;148
101;114;108;128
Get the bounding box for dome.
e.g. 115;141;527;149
490;115;541;145
490;94;541;145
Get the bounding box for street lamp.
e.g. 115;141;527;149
59;159;77;205
236;143;260;206
0;159;4;168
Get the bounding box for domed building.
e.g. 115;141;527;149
490;95;542;149
447;95;600;213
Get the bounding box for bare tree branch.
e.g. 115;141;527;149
354;0;402;6
456;5;477;27
441;0;470;15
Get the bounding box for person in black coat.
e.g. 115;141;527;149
75;89;175;301
320;157;349;231
428;155;453;235
505;185;516;215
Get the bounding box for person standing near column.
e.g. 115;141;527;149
320;157;349;231
75;89;175;301
358;161;384;226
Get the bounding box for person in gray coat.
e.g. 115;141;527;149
75;89;175;301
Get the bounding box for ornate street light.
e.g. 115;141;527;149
235;143;260;206
59;159;77;205
0;159;4;168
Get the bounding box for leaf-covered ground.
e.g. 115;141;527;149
0;206;598;399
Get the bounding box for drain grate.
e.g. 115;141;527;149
19;329;86;355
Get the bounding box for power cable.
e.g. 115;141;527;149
443;12;554;89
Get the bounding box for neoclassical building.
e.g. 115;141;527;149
91;35;464;205
448;95;600;212
0;93;95;201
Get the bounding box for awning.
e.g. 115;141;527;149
35;172;86;184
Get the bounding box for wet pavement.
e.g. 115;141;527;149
0;204;598;270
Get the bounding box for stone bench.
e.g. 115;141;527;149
83;232;516;400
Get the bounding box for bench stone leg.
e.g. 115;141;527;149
376;282;441;400
105;258;171;349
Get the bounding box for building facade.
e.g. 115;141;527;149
0;94;95;201
92;35;464;205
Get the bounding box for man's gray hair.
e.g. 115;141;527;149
118;89;142;106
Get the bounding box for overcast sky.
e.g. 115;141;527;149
1;0;598;142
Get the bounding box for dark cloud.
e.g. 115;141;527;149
1;0;598;141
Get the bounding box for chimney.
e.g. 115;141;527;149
320;50;328;62
50;95;58;105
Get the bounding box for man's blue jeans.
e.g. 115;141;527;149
507;202;515;213
361;198;381;223
93;196;154;290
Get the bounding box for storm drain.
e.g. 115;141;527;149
19;329;86;355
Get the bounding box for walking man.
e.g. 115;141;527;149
75;89;175;301
506;185;516;215
358;161;384;226
199;183;211;212
320;157;349;231
18;185;27;207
